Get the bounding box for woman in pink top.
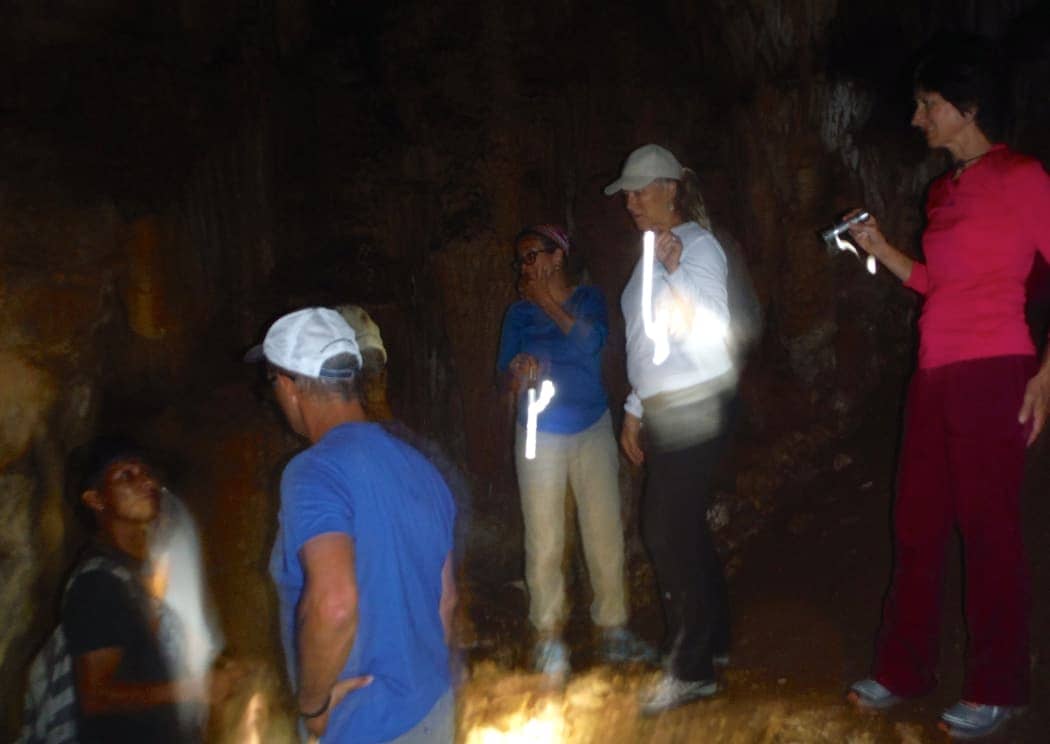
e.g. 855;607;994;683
844;35;1050;739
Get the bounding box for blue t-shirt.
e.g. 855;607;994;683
496;285;610;434
269;422;455;744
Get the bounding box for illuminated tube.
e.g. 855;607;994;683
834;233;877;275
641;231;670;365
525;380;556;460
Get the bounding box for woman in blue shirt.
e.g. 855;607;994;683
496;224;653;678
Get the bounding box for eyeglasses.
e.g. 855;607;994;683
511;246;555;272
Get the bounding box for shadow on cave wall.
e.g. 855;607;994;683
1;0;1048;738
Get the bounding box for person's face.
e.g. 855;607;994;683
911;89;974;151
513;236;560;280
88;458;161;524
623;180;676;231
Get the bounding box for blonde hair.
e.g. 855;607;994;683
666;167;710;230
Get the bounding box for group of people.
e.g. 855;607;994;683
496;32;1050;742
27;32;1050;744
497;143;738;717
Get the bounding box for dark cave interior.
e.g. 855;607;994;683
2;1;1049;741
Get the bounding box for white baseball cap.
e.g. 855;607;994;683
245;307;362;379
603;144;684;195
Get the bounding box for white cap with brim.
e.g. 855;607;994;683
603;144;684;195
244;307;362;379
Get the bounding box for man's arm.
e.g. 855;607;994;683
296;532;360;720
439;552;457;645
74;650;189;715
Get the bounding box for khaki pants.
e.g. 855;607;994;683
514;411;627;633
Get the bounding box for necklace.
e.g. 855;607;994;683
952;149;989;177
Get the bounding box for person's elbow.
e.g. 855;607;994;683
305;585;358;636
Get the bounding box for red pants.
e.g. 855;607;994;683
873;355;1034;705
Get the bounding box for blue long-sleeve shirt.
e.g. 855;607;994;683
496;285;610;434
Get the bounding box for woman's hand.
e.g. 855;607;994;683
519;266;558;309
844;209;918;283
1019;366;1050;446
620;413;645;466
845;210;891;261
654;229;683;274
508;353;540;393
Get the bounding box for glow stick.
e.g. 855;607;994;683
641;230;670;364
834;234;877;275
151;489;222;728
525;380;555;460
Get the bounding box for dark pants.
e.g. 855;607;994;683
874;355;1034;705
642;392;732;682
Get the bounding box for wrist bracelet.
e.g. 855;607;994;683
299;693;332;719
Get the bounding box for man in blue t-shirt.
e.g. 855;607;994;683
246;307;456;743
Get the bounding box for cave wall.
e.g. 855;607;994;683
1;0;1048;736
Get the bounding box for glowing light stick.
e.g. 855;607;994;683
150;489;222;728
525;380;555;460
641;230;670;364
833;233;877;275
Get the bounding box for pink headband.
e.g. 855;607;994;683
525;224;571;255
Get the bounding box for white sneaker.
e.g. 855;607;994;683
639;673;719;716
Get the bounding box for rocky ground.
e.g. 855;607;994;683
456;408;1050;744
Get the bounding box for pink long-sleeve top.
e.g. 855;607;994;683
904;144;1050;369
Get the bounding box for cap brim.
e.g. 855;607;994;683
243;344;266;363
603;175;657;195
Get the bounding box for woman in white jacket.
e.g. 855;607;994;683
605;144;737;716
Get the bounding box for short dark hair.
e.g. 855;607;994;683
913;33;1007;140
66;436;149;528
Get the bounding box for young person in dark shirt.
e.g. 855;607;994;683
64;439;232;743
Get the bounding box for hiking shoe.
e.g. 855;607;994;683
847;678;902;711
600;627;658;665
639;673;719;716
939;701;1019;739
533;637;570;678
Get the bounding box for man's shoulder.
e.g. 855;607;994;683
288;423;438;483
288;423;382;467
65;563;126;602
61;553;140;643
67;547;137;591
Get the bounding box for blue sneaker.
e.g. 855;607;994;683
939;701;1019;739
847;678;902;711
533;637;570;678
